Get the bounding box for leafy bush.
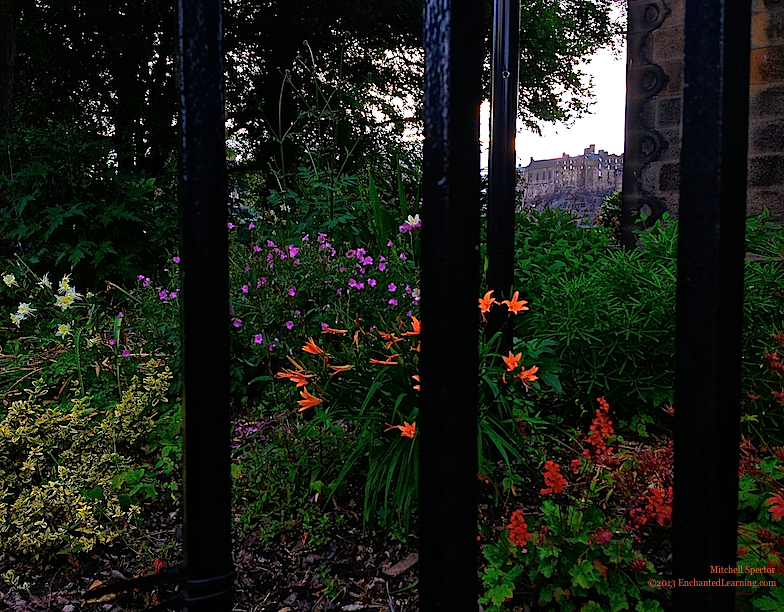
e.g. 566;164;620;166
0;122;180;291
592;190;622;246
0;366;175;560
511;208;784;425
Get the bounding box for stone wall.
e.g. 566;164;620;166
624;0;784;229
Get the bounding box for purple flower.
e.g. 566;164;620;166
267;240;276;248
407;311;412;317
137;274;145;280
387;240;393;247
109;339;116;345
295;310;300;315
321;322;329;329
242;284;249;293
244;265;251;272
317;232;327;243
269;344;276;351
399;222;411;234
379;263;387;272
288;286;296;296
294;259;300;265
249;222;255;230
340;267;346;272
400;253;407;260
253;245;262;252
388;283;397;292
173;256;181;263
170;291;178;298
302;234;309;242
254;334;263;344
336;288;342;296
357;282;365;290
260;277;267;285
288;245;299;257
118;312;124;318
346;249;356;258
233;319;242;328
143;278;150;287
122;349;131;357
389;298;398;306
406;285;412;294
368;278;377;287
159;290;168;300
348;278;358;288
227;222;234;229
285;320;294;330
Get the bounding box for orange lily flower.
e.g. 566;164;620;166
412;374;420;391
329;364;354;376
303;337;326;355
516;365;539;389
479;290;497;321
370;354;401;365
384;421;416;439
276;368;313;387
353;330;360;347
501;291;529;314
502;351;522;372
402;316;421;336
321;327;348;334
286;355;307;370
297;387;324;411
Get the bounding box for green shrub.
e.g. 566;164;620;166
0;122;180;291
0;366;174;560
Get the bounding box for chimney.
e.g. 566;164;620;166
583;144;595;156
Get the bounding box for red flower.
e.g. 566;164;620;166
506;509;534;548
540;460;567;495
153;558;167;574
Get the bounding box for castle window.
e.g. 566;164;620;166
599;171;602;177
549;171;552;180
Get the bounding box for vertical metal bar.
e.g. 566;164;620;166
420;0;482;609
486;0;520;355
673;1;750;609
176;1;234;610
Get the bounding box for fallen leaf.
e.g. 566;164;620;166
381;552;418;576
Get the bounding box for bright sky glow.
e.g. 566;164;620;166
480;44;627;169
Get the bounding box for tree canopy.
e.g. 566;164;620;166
2;0;624;185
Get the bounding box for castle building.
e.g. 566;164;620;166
518;144;624;205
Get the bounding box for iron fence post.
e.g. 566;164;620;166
486;0;520;356
176;0;234;610
420;0;483;609
674;0;750;609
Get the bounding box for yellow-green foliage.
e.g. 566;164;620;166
0;364;173;559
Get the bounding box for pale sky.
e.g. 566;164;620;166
480;44;627;169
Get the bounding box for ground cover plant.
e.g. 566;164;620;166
1;176;783;611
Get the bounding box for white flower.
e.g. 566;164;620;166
16;302;36;317
86;291;94;299
54;294;74;310
406;214;421;229
66;287;83;301
55;323;71;337
38;273;52;289
3;274;17;287
10;312;23;327
86;336;98;347
58;274;72;294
